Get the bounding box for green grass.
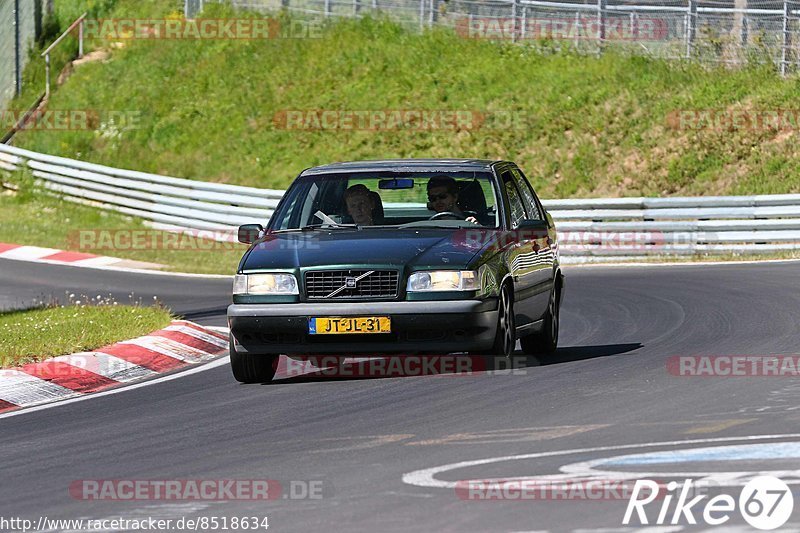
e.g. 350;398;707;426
8;2;800;198
0;173;246;274
0;302;172;367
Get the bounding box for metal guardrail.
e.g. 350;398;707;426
2;143;800;261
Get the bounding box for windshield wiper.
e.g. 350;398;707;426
299;223;359;231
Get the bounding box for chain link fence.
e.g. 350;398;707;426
0;0;41;111
188;0;800;73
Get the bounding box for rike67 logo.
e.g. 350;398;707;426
623;476;794;530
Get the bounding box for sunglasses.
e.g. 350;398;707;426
427;193;450;202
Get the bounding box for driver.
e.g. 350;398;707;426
426;177;478;224
344;184;382;225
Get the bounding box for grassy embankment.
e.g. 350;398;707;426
0;299;172;367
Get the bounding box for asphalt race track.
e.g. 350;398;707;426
2;258;800;532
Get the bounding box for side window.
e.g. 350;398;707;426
511;168;542;220
502;172;526;229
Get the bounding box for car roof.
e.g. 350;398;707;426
300;159;506;176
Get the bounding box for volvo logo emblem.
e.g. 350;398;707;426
345;277;357;288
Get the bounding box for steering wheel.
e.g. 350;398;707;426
429;211;463;221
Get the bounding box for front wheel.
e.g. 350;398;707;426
520;286;559;356
230;336;278;383
488;284;516;357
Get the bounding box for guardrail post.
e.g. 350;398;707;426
419;0;425;29
781;0;790;76
575;12;581;46
324;0;331;17
521;6;527;39
686;0;697;59
630;11;637;40
597;0;606;54
430;0;438;26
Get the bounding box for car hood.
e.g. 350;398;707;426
241;227;499;271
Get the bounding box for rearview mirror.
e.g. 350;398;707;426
379;178;414;190
238;224;264;244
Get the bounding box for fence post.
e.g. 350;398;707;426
430;0;438;26
575;11;581;46
686;0;697;59
14;0;21;95
597;0;606;54
741;12;748;46
78;18;84;58
419;0;425;29
325;0;331;17
44;52;50;98
781;0;790;75
511;0;519;42
521;6;527;39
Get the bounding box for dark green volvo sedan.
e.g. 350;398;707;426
227;159;564;382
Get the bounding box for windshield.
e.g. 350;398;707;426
268;171;500;230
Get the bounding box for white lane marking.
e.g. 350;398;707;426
401;433;800;489
52;352;156;382
0;356;230;420
0;369;79;406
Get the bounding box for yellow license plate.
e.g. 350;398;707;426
309;317;391;335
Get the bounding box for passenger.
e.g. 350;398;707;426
426;177;478;224
344;184;383;225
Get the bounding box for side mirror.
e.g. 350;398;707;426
516;219;549;240
238;224;264;244
517;219;549;231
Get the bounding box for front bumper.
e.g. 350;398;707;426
228;299;498;355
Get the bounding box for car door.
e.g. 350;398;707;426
498;168;540;328
511;166;554;319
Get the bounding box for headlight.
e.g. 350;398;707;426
233;273;299;295
406;271;478;292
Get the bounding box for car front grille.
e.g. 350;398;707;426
305;270;400;300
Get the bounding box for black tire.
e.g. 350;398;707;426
520;284;559;356
230;336;278;383
486;283;516;357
